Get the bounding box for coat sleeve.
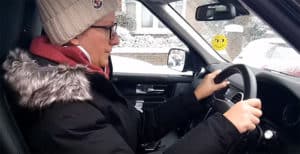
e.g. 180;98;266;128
31;102;135;154
137;91;240;154
164;113;240;154
137;91;206;142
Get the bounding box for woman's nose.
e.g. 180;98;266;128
110;32;119;46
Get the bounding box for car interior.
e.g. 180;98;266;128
1;0;300;154
0;0;41;153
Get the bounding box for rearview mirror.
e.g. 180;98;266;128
196;3;237;21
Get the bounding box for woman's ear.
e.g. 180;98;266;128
69;37;80;46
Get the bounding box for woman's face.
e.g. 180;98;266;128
74;12;119;67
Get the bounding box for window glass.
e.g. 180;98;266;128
170;0;300;77
113;0;191;75
141;6;153;28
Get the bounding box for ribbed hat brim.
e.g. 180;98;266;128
37;0;118;45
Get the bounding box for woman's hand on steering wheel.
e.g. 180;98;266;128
194;70;230;101
224;99;263;134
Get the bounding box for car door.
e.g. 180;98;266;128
111;1;196;112
112;72;193;111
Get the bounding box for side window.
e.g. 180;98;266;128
112;0;190;75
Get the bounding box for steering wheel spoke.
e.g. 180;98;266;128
210;64;257;112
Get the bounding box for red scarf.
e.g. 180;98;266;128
30;36;110;79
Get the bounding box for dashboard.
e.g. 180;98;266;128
224;70;300;153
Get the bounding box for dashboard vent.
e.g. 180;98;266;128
231;93;243;103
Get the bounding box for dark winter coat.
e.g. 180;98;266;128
2;49;240;154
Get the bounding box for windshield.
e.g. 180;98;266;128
170;0;300;77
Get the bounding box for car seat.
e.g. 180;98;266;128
0;0;42;153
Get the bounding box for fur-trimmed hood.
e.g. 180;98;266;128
2;49;93;109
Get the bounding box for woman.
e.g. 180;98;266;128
2;0;262;153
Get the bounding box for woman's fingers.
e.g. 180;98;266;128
217;80;230;89
223;99;263;133
209;69;222;78
209;70;229;90
250;114;260;125
247;123;257;131
245;98;262;109
250;107;263;117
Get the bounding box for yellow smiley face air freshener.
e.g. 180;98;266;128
211;35;228;51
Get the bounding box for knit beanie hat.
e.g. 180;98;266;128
36;0;118;45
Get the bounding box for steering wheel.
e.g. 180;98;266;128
209;64;257;113
209;64;263;153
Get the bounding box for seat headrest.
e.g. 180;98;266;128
0;1;41;153
0;0;42;63
0;0;25;62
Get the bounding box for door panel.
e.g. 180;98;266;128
112;72;193;111
112;72;194;152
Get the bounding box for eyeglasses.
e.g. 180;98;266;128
91;23;117;40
